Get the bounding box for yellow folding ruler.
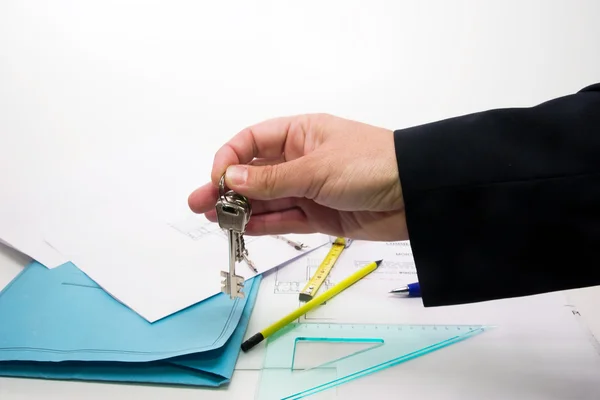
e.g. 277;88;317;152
299;236;352;302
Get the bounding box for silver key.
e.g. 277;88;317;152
216;175;253;299
232;228;257;272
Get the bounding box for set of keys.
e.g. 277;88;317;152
215;174;255;299
214;173;309;299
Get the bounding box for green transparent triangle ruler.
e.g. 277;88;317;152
256;322;489;399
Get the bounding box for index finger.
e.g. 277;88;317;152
211;115;298;186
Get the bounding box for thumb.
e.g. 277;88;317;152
224;158;318;200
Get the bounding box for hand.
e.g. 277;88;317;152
188;113;407;241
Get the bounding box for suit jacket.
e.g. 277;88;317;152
394;83;600;307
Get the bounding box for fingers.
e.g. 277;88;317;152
203;205;313;235
250;197;298;214
248;156;286;166
211;116;301;185
188;157;288;214
223;156;320;200
187;182;218;214
193;192;298;218
243;208;316;236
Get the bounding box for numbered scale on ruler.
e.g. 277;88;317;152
299;237;352;302
256;322;490;399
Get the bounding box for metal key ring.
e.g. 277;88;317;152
217;172;252;216
218;173;227;200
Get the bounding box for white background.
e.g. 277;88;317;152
1;0;600;399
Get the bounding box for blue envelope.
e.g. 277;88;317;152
0;261;261;386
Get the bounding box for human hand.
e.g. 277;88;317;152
188;113;407;241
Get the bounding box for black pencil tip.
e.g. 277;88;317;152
375;259;383;266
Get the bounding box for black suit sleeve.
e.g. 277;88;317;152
393;83;600;307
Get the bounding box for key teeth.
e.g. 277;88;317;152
221;272;245;299
232;275;245;299
220;271;231;294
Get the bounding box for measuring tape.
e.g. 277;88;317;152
298;236;352;302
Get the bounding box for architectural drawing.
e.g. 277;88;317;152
168;214;258;243
272;244;417;295
352;259;417;279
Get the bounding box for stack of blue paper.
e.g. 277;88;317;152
0;261;261;386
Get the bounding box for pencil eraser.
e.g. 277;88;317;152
241;332;264;352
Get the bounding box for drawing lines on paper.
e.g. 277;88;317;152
168;215;259;243
353;260;417;280
273;256;334;295
272;257;416;295
169;217;223;240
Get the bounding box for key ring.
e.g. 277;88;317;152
218;173;228;201
218;172;252;212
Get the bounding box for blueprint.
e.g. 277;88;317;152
43;202;328;323
236;237;600;400
272;240;417;296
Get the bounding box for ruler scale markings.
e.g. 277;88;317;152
299;237;352;302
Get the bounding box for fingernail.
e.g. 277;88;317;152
227;165;247;186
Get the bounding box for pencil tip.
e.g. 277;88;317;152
375;259;383;266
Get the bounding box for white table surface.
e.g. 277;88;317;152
2;242;600;400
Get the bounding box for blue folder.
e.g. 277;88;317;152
0;261;261;386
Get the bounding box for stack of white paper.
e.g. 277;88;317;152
0;177;328;322
0;119;329;322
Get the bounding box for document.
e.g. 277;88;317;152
270;239;417;299
0;210;69;269
43;201;327;322
0;125;329;322
237;238;600;400
0;234;67;270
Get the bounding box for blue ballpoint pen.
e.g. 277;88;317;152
389;282;420;297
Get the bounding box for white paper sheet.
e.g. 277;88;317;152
0;208;69;269
0;242;30;291
268;239;417;299
237;240;600;400
0;234;68;270
0;122;329;322
44;203;328;322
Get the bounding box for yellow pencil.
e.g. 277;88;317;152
241;259;382;352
